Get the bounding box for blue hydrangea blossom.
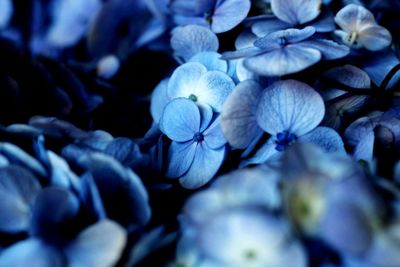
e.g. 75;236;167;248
160;98;227;189
222;27;349;76
334;4;392;51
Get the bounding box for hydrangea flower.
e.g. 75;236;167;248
222;27;349;76
160;98;227;189
222;79;345;165
170;0;251;33
334;4;392;51
0;187;127;267
281;143;383;257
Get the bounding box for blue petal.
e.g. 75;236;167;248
167;62;207;99
344;116;376;148
0;239;63;267
271;0;322;25
80;173;107;220
220;80;264;149
150;79;170;124
241;138;279;166
323;65;370;89
334;4;375;33
0;142;47;177
30;187;80;240
170;0;214;16
199;104;214;132
298;38;350;60
65;220;127;267
309;9;335;33
179;144;226;189
189;52;228;72
258;27;316;45
160;98;200;142
221;47;265;60
257;80;325;136
299;127;346;153
353;132;375;162
211;0;251;33
359;25;392;51
251;18;291;37
192;70;235;112
166;141;197;178
0;166;41;233
171;25;219;62
235;30;258;49
320;202;372;255
244;45;321;76
203;117;227;149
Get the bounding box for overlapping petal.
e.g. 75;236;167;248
271;0;322;25
256;80;325;135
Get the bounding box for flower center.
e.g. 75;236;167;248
278;36;288;46
275;131;297;151
193;132;204;142
347;31;358;45
188;94;198;102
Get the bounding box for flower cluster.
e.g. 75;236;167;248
0;0;400;266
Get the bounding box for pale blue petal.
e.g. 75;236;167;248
221;47;264;60
354;132;375;162
309;9;335;32
251;19;291;37
359;25;392;51
0;142;47;177
170;0;213;16
160;98;200;142
235;30;258;49
264;27;316;44
193;71;235;112
211;0;251;33
323;65;370;89
241;138;278;166
221;80;264;149
0;239;64;267
0;166;41;233
334;4;375;33
271;0;322;25
166;141;197;178
65;220;127;267
344;116;376;147
167;62;207;99
179;144;226;189
257;80;325;135
189;52;228;72
0;0;13;29
299;127;346;153
320;202;372;255
203;117;227;149
244;45;321;76
171;25;219;62
235;58;259;82
298;38;350;60
150;79;170;124
199;104;214;132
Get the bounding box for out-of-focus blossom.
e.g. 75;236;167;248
0;0;12;29
334;4;392;51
